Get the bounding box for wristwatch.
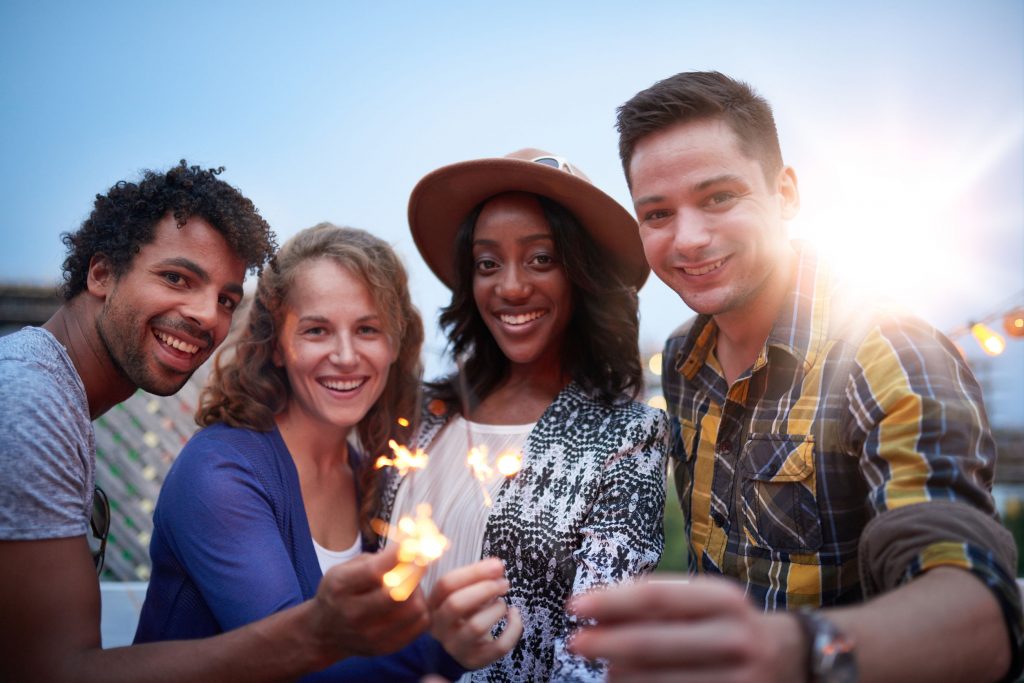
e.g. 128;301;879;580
794;608;859;683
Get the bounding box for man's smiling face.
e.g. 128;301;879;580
94;212;245;396
629;117;798;325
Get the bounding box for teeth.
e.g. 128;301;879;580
154;330;199;354
499;310;546;325
682;258;726;276
321;378;366;392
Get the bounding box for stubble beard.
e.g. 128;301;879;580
96;297;191;397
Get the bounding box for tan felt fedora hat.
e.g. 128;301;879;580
408;148;648;290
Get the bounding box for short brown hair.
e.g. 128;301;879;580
616;71;783;184
196;223;424;542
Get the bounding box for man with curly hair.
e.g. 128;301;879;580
0;162;432;682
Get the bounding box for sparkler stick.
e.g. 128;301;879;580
455;354;498;506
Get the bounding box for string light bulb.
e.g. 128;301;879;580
1004;308;1024;339
970;322;1006;356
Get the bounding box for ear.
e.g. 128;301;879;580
777;166;800;220
271;342;284;368
86;254;116;299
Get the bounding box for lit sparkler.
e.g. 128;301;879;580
495;450;523;477
467;445;495;505
466;445;523;506
374;439;429;476
375;503;449;601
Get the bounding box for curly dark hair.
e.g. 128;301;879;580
431;194;643;409
196;223;424;544
60;160;276;300
616;71;782;186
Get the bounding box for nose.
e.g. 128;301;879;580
495;264;533;300
329;333;358;369
672;209;713;257
180;291;219;331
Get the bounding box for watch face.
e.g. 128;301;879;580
800;610;859;683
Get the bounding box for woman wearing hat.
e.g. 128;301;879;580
382;150;669;681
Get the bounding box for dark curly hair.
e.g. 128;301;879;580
617;71;782;186
197;223;424;544
60;160;276;300
431;194;643;409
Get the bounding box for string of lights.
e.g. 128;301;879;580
945;291;1024;357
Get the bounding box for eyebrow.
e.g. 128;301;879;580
633;173;747;208
157;257;244;297
693;173;745;192
298;313;382;324
473;233;554;247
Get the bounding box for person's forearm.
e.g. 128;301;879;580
59;601;329;683
826;567;1011;683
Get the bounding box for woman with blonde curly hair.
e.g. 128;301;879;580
135;223;521;681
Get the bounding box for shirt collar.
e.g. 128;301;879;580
675;241;836;381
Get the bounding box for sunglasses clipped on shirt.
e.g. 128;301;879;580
90;486;110;575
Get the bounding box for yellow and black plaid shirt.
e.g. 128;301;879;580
663;244;1021;664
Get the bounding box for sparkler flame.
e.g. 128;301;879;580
374;439;429;476
377;503;449;601
466;446;522;506
496;450;523;477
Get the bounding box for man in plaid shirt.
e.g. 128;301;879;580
571;71;1021;682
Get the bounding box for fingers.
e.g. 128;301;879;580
433;574;510;626
569;576;748;625
443;601;522;669
458;597;510;639
572;620;755;669
429;557;504;610
491;604;523;653
323;544;402;595
315;546;431;658
568;577;782;683
469;604;523;666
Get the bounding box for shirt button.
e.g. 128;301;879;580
711;511;727;527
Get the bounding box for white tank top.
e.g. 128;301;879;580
389;415;533;596
312;533;362;575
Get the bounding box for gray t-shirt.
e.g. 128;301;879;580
0;326;94;539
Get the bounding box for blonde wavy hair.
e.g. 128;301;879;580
196;222;424;542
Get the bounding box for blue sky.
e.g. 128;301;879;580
2;1;1021;426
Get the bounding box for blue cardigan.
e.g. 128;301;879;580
134;423;463;682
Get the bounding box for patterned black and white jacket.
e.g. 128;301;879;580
380;382;669;682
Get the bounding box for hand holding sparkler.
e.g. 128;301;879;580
312;544;430;659
429;557;524;669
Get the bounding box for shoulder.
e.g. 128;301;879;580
0;330;93;539
0;327;91;452
558;385;670;443
835;298;961;371
166;424;280;491
413;385;454;448
666;316;699;347
0;328;85;409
